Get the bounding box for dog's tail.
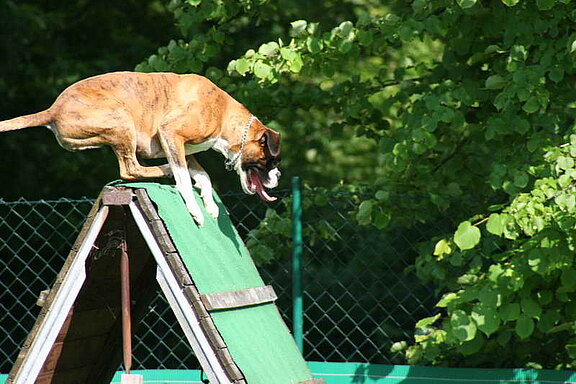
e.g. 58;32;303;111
0;110;53;132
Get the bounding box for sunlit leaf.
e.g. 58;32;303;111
454;221;481;251
451;310;477;341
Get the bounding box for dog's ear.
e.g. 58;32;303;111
261;129;281;157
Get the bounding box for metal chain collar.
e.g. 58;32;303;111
225;114;256;171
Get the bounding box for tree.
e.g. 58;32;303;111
138;0;576;368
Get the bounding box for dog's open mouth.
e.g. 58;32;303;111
248;168;277;202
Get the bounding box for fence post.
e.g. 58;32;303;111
291;176;304;353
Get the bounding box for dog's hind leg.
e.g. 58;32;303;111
187;155;219;219
157;133;205;225
112;143;172;179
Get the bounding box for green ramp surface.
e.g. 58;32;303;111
124;182;311;384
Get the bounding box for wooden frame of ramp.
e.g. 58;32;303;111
7;184;324;384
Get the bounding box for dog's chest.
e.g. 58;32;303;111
185;140;215;154
185;138;229;156
137;137;229;159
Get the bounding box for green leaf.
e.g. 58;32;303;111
306;37;323;54
280;47;304;72
522;96;540;114
290;20;308;36
451;310;477;341
549;322;575;334
501;0;521;6
454;221;481;251
280;47;297;62
485;75;506;89
549;67;565;83
567;195;575;212
373;209;391;229
539;310;560;332
457;0;477;8
303;22;317;34
513;172;529;187
488;264;504;282
288;53;304;73
521;297;542;318
235;58;250;75
416;313;441;329
514;118;530;135
515;315;535;339
390;341;408;353
434;239;452;256
459;333;484;355
537;290;553;305
250;244;275;264
558;174;571;188
375;190;389;200
258;42;279;57
478;286;499;307
567;345;576;359
558;156;575;170
253;61;272;79
437;292;459;308
356;200;373;226
338;39;353;53
510;45;528;62
460;288;480;303
471;304;500;336
486;213;506;236
336;21;354;39
148;55;169;71
205;66;223;81
536;0;556;10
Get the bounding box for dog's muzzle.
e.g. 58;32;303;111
246;167;280;202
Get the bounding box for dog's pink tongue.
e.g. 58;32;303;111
250;171;277;202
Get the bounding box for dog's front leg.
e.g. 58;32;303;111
158;134;205;225
187;155;219;220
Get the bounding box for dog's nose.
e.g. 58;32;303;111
268;157;280;168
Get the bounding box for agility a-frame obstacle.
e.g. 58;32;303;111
7;183;323;384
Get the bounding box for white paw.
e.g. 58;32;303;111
204;200;220;220
186;202;205;226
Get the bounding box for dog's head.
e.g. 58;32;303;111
234;121;281;201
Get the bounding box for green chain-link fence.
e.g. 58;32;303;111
0;186;444;373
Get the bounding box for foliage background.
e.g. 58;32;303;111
3;0;576;369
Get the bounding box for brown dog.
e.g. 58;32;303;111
0;71;281;225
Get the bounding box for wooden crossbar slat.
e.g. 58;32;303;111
200;286;277;311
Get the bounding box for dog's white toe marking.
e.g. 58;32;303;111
183;192;205;225
205;201;219;219
189;166;219;220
